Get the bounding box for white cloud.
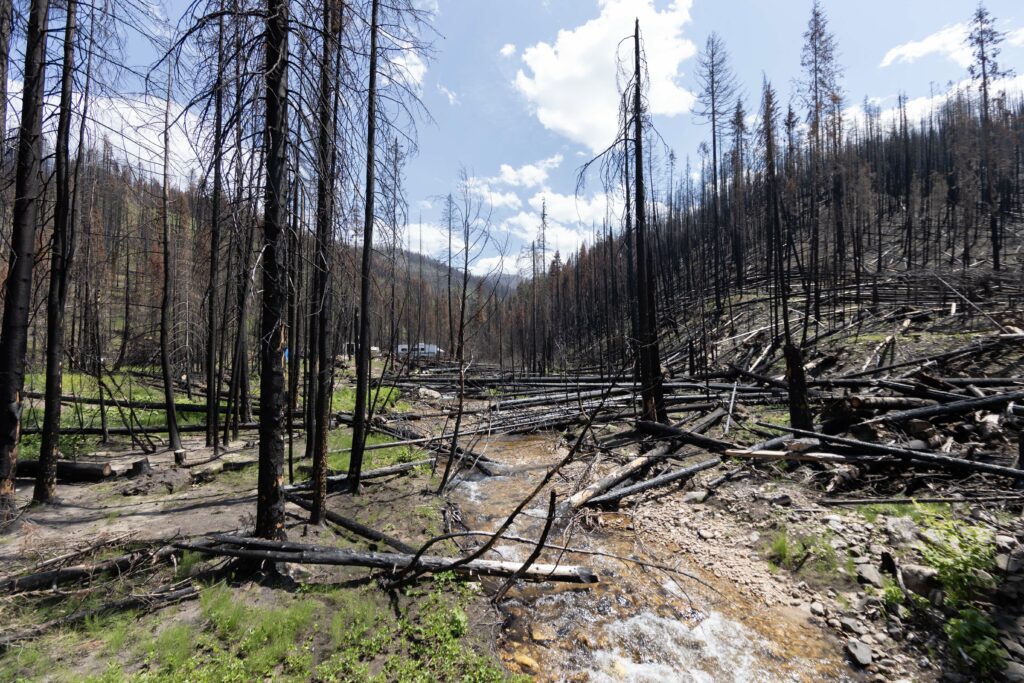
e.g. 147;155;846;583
437;84;459;105
407;221;465;259
500;210;593;262
880;24;972;68
465;178;523;211
470;254;515;277
499;43;517;58
494;153;563;188
388;49;427;90
527;189;621;226
514;0;697;153
845;74;1024;131
1009;27;1024;47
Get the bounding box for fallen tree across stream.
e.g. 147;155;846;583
175;534;600;584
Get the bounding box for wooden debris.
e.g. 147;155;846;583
176;535;599;584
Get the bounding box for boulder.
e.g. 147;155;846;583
900;564;939;596
846;639;873;667
856;564;885;588
884;516;919;546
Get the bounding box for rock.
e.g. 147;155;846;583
997;552;1024;573
530;624;557;642
683;489;710;504
1005;661;1024;683
810;601;826;617
856;564;885;588
513;653;539;672
900;564;939;596
769;493;792;506
840;617;868;636
885;517;919;546
417;386;443;400
996;535;1017;552
1001;637;1024;659
846;639;873;667
697;529;715;541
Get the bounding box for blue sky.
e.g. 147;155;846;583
403;0;1024;274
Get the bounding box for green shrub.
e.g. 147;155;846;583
944;608;1006;675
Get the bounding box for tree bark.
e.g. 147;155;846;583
0;0;50;521
347;0;381;492
160;65;184;463
255;0;290;540
35;0;79;503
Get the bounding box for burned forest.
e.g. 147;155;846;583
1;0;1024;681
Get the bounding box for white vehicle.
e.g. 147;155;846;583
396;342;444;359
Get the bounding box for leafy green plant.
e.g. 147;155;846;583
918;518;995;605
882;580;904;608
944;608;1007;675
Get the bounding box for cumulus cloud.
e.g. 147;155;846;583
880;24;972;68
494;154;563;188
470;254;516;277
527;189;622;226
499;43;517;58
407;221;466;259
465;177;524;211
500;210;596;264
437;84;459;105
846;74;1024;131
514;0;697;153
1009;27;1024;47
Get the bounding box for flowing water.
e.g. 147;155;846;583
449;434;852;682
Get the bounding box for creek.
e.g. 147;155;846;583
448;433;853;682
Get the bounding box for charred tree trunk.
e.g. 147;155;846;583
632;21;667;424
35;0;79;503
160;66;185;464
0;0;50;520
255;0;290;540
347;0;380;492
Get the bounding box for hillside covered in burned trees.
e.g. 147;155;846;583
0;0;1023;681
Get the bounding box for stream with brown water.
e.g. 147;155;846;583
448;433;854;682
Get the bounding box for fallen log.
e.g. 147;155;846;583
587;458;721;506
724;449;891;464
755;423;1024;481
15;459;112;482
177;535;599;584
1;546;176;593
0;584;198;651
558;443;689;515
635;421;735;452
861;390;1024;425
284;458;433;494
285;494;416;554
846;396;937;411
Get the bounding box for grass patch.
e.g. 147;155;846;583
765;527;839;579
2;576;519;682
857;502;950;525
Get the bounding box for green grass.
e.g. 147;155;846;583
765;527;839;577
856;502;951;525
65;580;519;683
331;384;410;415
